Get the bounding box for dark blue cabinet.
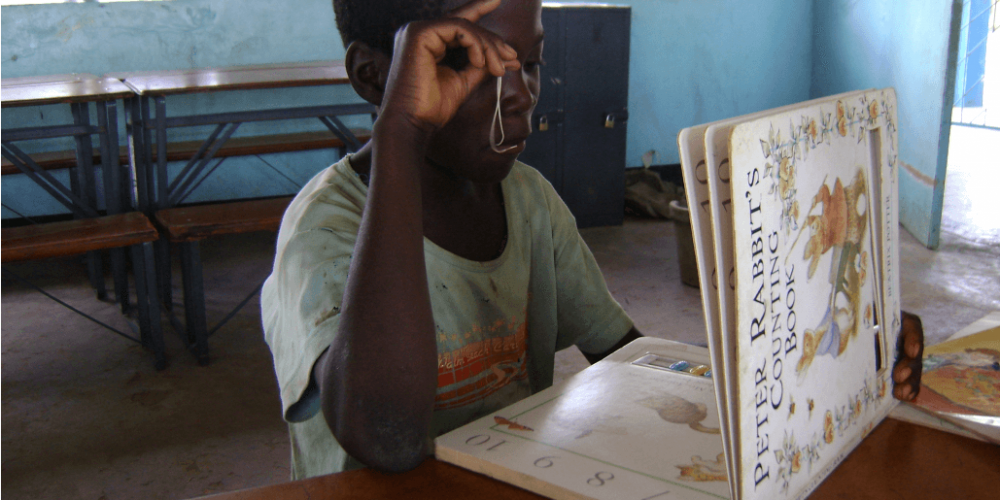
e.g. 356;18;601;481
520;3;631;228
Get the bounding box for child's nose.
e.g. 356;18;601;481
500;70;537;116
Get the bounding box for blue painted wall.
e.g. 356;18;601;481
2;0;366;218
587;0;813;168
2;0;343;75
2;0;954;230
2;0;813;217
811;0;963;248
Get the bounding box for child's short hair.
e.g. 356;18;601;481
333;0;448;54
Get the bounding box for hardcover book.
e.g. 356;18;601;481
718;87;901;500
890;312;1000;443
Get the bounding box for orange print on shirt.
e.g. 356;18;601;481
435;319;528;410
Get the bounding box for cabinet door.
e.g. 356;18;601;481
518;6;565;192
561;7;630;227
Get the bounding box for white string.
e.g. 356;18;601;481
490;76;517;153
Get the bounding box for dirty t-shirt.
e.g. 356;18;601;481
261;157;632;479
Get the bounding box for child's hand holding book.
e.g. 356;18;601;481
893;311;925;401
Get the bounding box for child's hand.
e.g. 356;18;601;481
380;0;520;133
892;311;924;401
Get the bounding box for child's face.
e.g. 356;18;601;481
426;0;544;184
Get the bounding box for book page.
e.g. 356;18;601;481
436;338;729;500
728;88;900;500
677;126;733;494
904;324;1000;443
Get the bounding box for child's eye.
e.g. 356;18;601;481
524;59;546;72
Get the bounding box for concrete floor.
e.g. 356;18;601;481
2;126;997;500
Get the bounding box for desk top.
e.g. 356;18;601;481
1;74;134;107
193;419;1000;500
109;60;350;96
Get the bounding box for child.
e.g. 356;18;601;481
261;0;924;478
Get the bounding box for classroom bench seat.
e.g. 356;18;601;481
153;196;292;243
150;196;294;365
2;212;158;263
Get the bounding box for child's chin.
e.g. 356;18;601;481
476;159;517;184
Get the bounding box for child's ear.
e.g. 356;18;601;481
345;41;391;107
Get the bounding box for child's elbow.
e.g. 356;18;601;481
338;427;430;472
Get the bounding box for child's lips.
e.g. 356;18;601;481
491;137;527;155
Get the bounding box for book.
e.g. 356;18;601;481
717;88;901;499
436;338;731;500
436;89;903;499
889;312;1000;443
676;90;869;497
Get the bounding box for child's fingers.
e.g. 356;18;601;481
419;22;484;67
443;24;516;77
482;37;508;76
893;364;911;384
485;35;519;72
450;0;503;24
893;382;914;401
455;30;486;69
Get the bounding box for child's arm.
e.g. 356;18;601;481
311;0;519;473
581;326;644;364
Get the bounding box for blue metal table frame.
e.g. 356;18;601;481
116;61;376;364
1;74;166;369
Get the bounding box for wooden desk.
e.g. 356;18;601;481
111;60;376;364
1;74;134;107
110;60;349;96
1;73;165;369
194;419;999;500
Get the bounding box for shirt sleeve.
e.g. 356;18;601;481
260;167;366;423
544;182;633;355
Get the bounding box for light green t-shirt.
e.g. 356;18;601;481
261;157;632;479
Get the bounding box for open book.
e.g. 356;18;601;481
436;89;903;499
436;338;732;500
890;312;1000;443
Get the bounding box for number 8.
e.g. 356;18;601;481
587;471;614;486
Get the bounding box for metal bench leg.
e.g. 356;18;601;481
132;241;167;370
179;241;209;365
111;247;131;313
155;238;173;311
98;99;131;314
84;250;108;301
70;101;109;301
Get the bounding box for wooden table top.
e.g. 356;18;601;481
1;74;134;108
109;60;350;96
193;418;1000;500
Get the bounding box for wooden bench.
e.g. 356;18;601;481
2;212;158;262
112;60;376;364
153;196;292;243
